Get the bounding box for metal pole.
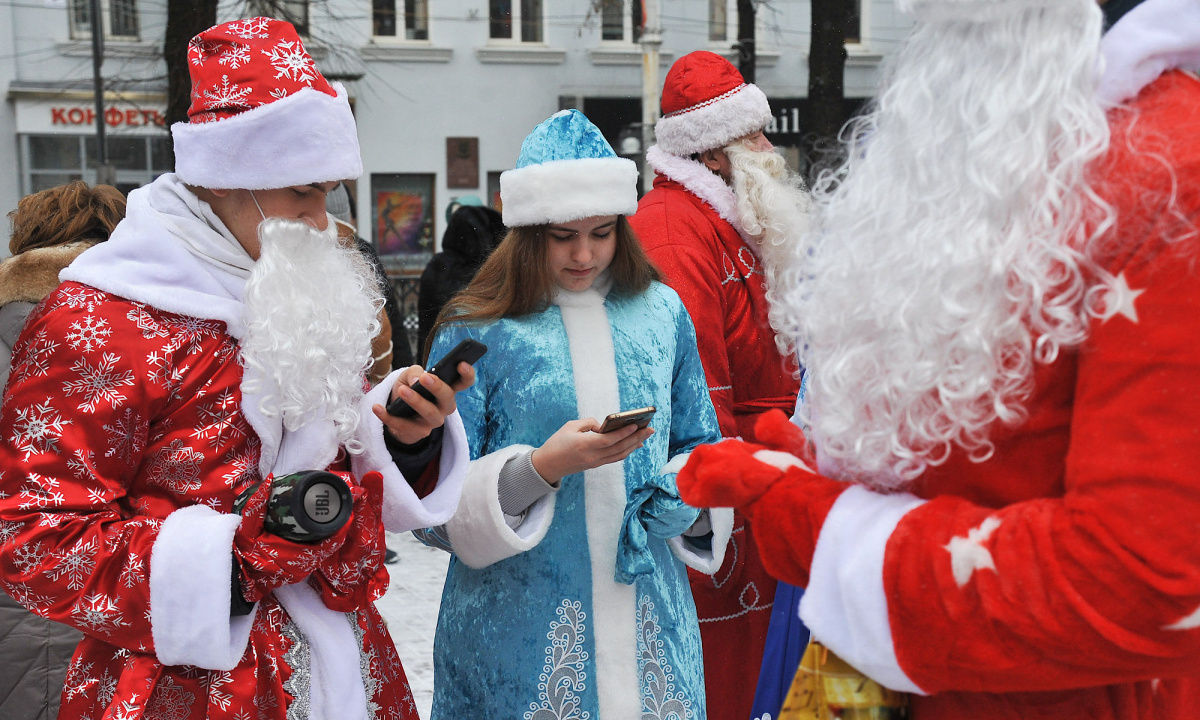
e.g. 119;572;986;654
90;0;115;185
639;0;661;194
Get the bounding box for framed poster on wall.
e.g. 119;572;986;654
372;172;435;271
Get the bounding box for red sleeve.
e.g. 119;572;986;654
633;196;739;438
883;81;1200;695
0;287;167;654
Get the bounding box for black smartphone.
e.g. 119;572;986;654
386;338;488;418
596;406;656;434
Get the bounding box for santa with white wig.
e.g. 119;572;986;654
677;0;1200;717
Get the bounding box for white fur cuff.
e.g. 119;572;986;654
445;445;556;568
668;506;734;573
353;369;469;533
172;84;362;190
798;485;927;694
500;157;639;227
150;504;256;670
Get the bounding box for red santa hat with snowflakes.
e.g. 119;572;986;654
171;17;361;190
652;50;773;157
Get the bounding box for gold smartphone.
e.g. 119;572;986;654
597;406;656;434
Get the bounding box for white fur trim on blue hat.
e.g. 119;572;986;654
171;83;362;190
653;83;772;157
500;156;639;227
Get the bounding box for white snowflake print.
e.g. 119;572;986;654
56;285;105;312
111;697;143;720
66;314;111;352
120;552;145;589
222;446;258;489
17;472;64;511
227;16;272;39
126;306;169;340
103;407;149;461
160;316;224;355
146;352;189;400
4;581;55;614
218;42;252;69
64;352;135;413
72;593;128;635
145;675;196;720
62;656;97;701
192;389;244;449
207;671;234;712
262;39;318;85
10;398;70;461
202;75;253;111
145;438;205;494
66;448;98;481
46;536;98;590
10;328;60;384
11;540;49;576
189;37;221;65
0;519;21;545
96;669;118;707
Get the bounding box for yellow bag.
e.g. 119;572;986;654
779;640;909;720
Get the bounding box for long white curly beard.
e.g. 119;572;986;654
240;218;384;454
726;141;814;351
769;0;1113;488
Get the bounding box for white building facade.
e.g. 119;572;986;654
0;0;911;266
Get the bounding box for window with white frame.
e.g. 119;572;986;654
373;0;429;39
708;0;726;42
600;0;642;43
248;0;309;37
489;0;543;42
69;0;139;41
845;0;863;44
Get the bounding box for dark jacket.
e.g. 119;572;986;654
417;205;505;358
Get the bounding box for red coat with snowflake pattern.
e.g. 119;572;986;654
0;282;419;720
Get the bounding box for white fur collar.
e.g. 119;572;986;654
1098;0;1200;106
645;145;755;248
551;270;613;308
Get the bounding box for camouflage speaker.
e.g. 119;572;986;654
262;470;353;543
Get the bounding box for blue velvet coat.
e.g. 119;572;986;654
424;278;722;719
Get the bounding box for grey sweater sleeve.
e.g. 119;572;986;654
498;450;558;517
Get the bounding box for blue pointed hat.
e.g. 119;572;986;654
500;109;639;227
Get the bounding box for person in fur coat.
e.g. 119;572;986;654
0;180;124;720
677;0;1200;718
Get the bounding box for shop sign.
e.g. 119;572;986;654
50;106;166;128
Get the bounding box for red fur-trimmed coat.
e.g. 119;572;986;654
0;282;417;720
631;160;802;719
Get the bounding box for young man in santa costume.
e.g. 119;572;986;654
0;18;471;720
678;0;1200;717
628;50;814;718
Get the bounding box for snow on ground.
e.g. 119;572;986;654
375;530;451;720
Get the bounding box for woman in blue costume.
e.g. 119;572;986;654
419;110;733;719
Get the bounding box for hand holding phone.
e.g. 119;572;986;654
386;339;488;419
596;406;656;434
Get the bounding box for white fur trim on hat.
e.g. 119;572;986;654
654;83;772;157
172;83;362;190
500;156;639;227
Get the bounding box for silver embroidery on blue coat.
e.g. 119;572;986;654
281;620;311;720
525;599;591;720
638;597;692;720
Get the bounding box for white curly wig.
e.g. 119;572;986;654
772;0;1116;487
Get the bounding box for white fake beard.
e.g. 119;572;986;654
771;0;1112;488
240;218;383;454
726;141;814;351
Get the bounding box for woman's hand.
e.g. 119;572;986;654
371;363;477;445
531;419;654;485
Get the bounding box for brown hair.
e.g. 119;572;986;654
424;215;659;362
8;181;126;256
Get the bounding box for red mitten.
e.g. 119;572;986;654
677;439;782;508
312;471;389;612
753;409;816;465
233;475;355;604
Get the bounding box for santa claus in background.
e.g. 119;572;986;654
630;50;815;719
679;0;1200;717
